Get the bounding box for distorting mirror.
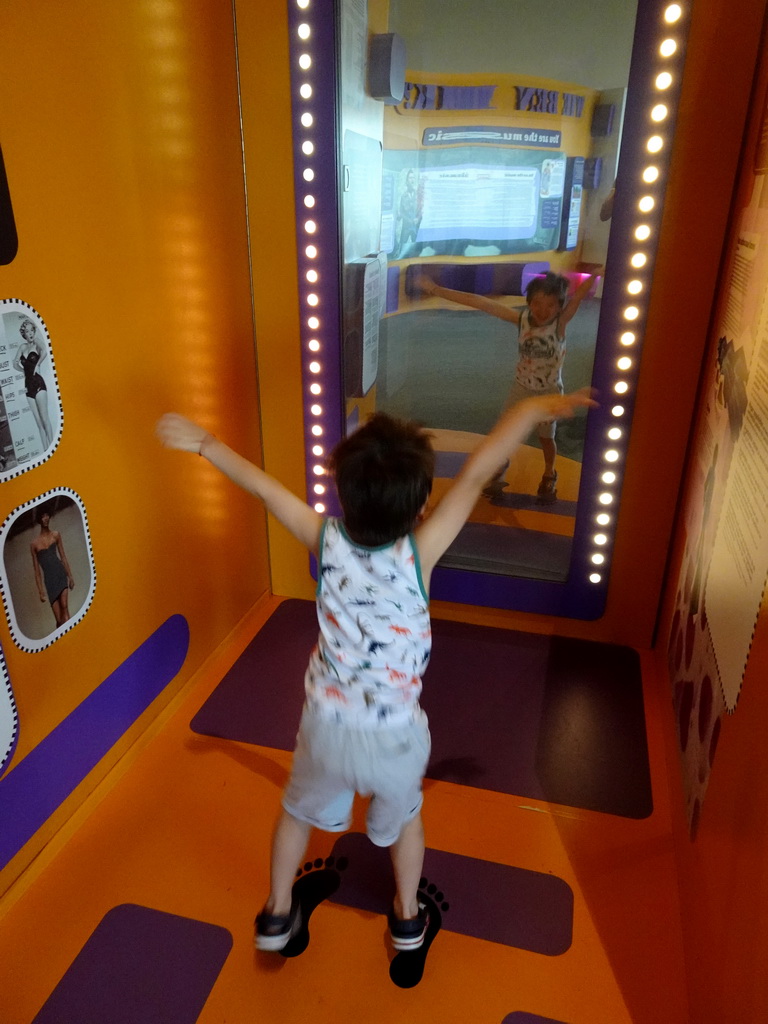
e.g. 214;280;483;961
287;0;688;617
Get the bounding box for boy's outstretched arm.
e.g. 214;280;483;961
413;390;597;581
560;268;603;328
156;413;323;554
414;272;521;324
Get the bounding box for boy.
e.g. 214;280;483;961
156;389;594;953
415;268;601;503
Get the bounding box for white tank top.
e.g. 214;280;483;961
305;518;431;728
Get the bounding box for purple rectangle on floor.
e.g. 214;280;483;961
32;905;232;1024
329;832;573;955
191;600;652;818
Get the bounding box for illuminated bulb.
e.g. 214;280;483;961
660;38;677;57
608;427;622;440
592;553;606;565
594;534;608;545
306;269;318;283
310;383;321;395
624;306;639;320
312;464;324;475
589;573;602;583
303;168;315;181
615;381;629;394
651;104;668;121
298;22;310;39
612;404;625;416
638;196;654;212
631;253;647;268
635;225;651;240
642;166;659;182
308;339;320;351
599;493;614;505
305;244;317;258
302;141;314;155
627;280;642;295
307;293;319;306
605;450;620;462
620;331;636;345
301;112;313;127
596;513;610;525
617;356;632;370
602;471;617;484
311;425;323;436
312;444;323;455
304;195;315;208
304;219;317;233
314;503;326;513
298;53;312;69
313;483;326;495
300;83;313;99
310;404;322;415
308;316;319;328
647;136;663;153
308;360;321;373
664;4;682;23
656;72;673;89
297;0;309;8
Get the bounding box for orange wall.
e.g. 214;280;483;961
653;1;768;1019
0;0;272;892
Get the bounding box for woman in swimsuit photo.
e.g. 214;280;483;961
13;318;53;450
30;506;75;628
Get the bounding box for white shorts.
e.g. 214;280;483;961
506;380;563;439
282;706;431;847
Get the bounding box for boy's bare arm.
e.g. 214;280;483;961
156;413;323;554
414;390;596;580
560;268;602;327
415;272;521;324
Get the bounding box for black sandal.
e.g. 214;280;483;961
254;896;302;951
536;471;558;504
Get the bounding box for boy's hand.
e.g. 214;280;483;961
156;413;211;454
525;388;598;423
413;272;437;296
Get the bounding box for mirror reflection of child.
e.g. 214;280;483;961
415;268;601;503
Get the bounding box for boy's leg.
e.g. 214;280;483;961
540;435;557;476
389;813;425;920
263;809;313;917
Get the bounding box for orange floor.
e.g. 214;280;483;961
0;598;689;1023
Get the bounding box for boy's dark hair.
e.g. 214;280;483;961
329;412;434;547
525;271;569;307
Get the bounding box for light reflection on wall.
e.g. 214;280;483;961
139;0;232;533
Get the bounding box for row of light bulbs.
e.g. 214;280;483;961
586;1;685;585
290;0;686;591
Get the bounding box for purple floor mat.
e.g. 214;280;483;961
328;832;573;955
32;905;231;1024
191;600;652;818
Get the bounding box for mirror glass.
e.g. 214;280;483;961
288;0;687;617
340;0;636;585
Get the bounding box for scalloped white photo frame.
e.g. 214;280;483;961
0;488;96;652
0;644;17;777
0;298;63;479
